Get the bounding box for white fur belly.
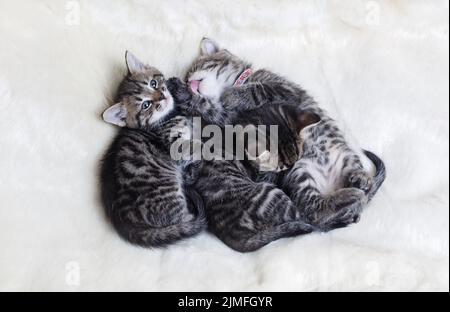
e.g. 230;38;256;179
305;146;346;195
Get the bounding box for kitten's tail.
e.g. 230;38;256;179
364;149;386;201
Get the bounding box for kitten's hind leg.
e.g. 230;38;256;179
342;154;373;194
319;188;367;230
282;166;366;231
294;188;366;231
345;170;373;194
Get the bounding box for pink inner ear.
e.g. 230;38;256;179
189;80;200;94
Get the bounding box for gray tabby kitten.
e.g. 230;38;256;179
179;38;386;250
168;79;322;252
100;52;206;248
167;81;322;253
169;77;321;170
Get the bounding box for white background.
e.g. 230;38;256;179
0;0;448;291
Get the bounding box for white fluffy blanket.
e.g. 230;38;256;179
0;0;448;291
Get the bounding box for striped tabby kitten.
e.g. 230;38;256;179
179;38;386;250
168;77;321;170
100;52;206;248
167;79;322;252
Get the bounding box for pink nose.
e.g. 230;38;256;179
189;80;200;94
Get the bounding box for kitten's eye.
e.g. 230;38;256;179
141;100;152;110
150;79;158;89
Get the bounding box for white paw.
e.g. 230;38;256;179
171;119;191;141
257;150;279;172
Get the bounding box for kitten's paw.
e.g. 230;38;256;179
345;170;373;194
166;77;192;104
331;188;365;210
169;118;191;143
256;150;282;172
324;188;366;229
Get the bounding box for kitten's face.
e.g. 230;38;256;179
103;52;174;129
185;38;249;102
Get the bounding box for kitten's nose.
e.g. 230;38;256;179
155;91;165;101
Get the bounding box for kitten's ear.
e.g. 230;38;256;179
298;112;321;132
200;37;220;55
103;103;127;127
125;51;146;75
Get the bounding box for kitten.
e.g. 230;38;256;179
168;77;321;170
166;83;325;253
167;76;324;252
100;52;206;248
180;38;386;244
167;78;326;252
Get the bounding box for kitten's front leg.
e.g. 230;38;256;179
165;77;206;116
153;116;191;155
220;82;294;111
186;95;229;125
166;77;223;124
166;77;193;104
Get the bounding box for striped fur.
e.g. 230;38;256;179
178;38;386;251
100;52;206;248
189;159;315;252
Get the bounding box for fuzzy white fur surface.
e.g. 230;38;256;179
0;0;448;292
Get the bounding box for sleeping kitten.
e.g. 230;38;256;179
180;38;386;244
168;77;320;170
100;52;206;248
